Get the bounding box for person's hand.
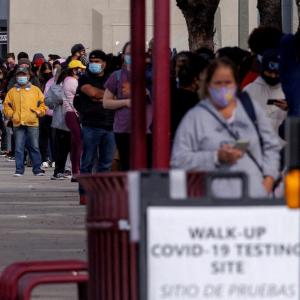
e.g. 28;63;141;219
30;109;41;116
125;99;131;108
274;99;288;111
218;144;244;165
122;82;131;97
263;176;275;194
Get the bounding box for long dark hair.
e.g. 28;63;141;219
121;41;131;54
56;69;68;85
40;62;52;74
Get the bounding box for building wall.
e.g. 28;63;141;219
8;0;189;59
7;0;299;59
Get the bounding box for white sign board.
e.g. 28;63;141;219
147;206;300;300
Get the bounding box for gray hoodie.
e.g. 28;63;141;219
171;98;282;198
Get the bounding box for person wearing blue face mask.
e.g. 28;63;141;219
171;58;281;198
73;49;115;205
103;41;153;171
3;67;47;177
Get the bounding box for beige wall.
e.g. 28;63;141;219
8;0;298;59
8;0;188;59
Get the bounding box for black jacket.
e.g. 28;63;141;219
74;72;114;131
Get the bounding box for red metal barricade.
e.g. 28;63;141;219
187;172;206;198
0;260;87;300
78;173;137;300
17;272;88;300
78;171;206;300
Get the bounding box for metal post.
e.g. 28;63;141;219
282;0;293;33
153;0;170;169
130;0;147;170
238;0;249;49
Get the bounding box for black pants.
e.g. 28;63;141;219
0;113;7;151
53;129;71;176
7;121;15;156
39;115;54;162
114;133;152;171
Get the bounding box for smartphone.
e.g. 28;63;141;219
267;99;278;105
234;140;249;152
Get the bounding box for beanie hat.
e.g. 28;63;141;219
71;43;85;55
89;50;107;62
18;58;31;67
32;53;45;63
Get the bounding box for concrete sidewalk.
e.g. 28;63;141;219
0;156;86;299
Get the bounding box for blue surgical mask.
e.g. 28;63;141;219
124;54;131;65
17;76;28;86
89;63;103;74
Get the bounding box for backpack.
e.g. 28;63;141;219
45;84;64;109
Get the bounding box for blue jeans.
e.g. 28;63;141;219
14;126;42;174
80;126;115;194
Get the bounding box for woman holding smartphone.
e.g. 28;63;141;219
171;58;281;198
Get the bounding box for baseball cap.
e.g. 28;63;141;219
68;60;86;69
261;49;280;73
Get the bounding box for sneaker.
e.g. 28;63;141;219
0;150;7;156
51;173;65;180
35;171;45;176
14;173;23;177
41;161;49;168
64;170;72;179
50;161;55;168
7;156;15;162
71;177;78;183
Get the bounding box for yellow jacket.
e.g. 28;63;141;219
3;84;47;127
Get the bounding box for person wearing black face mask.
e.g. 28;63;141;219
39;62;53;92
39;62;55;169
243;48;287;144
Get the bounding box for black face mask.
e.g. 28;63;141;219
42;73;52;82
261;74;280;86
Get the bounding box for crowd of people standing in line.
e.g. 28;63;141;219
0;25;299;203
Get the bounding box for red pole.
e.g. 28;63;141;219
153;0;170;169
130;0;147;170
